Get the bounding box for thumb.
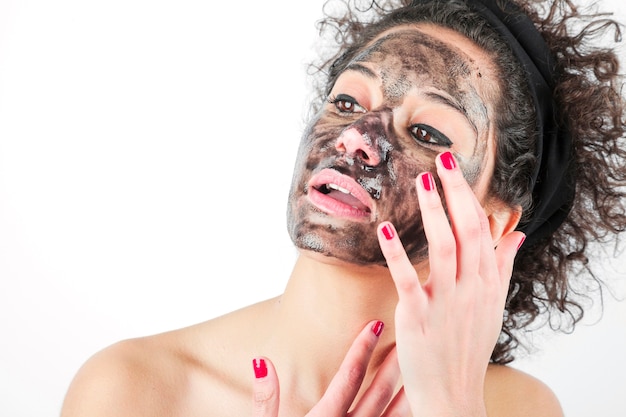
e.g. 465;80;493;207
251;357;280;417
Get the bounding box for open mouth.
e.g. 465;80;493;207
308;169;374;219
314;183;371;213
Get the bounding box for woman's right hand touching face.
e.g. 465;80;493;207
376;151;524;417
251;320;411;417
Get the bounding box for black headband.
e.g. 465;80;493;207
411;0;575;247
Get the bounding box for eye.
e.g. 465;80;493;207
409;124;453;147
328;94;367;114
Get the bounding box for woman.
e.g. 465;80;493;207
60;0;626;415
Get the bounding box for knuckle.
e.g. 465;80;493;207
396;275;419;293
478;210;490;232
431;238;456;258
423;195;444;211
385;249;407;264
460;222;482;241
371;385;394;407
447;174;468;191
344;363;366;389
253;387;277;405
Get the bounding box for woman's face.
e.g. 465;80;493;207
287;24;500;265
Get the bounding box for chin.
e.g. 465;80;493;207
287;203;430;267
298;247;388;269
293;236;396;268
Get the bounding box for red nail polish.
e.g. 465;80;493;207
421;172;435;191
440;151;456;170
381;224;394;240
253;358;267;379
371;320;384;337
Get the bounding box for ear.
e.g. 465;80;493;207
486;201;522;245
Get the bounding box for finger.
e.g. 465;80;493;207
470;191;498;285
495;231;525;298
311;320;384;416
435;151;482;279
251;357;279;417
415;171;456;293
377;222;426;305
348;348;400;416
381;387;411;417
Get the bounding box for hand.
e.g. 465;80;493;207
376;152;525;417
251;320;411;416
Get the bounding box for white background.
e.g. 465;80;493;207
0;0;624;416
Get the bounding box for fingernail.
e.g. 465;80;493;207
440;151;456;170
381;224;394;240
371;320;384;337
253;358;267;379
420;172;435;191
516;235;526;251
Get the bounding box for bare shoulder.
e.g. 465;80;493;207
60;336;193;417
484;364;564;417
60;303;272;417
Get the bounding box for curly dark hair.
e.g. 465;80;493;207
305;0;626;363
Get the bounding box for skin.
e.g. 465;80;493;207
287;29;491;265
60;24;563;417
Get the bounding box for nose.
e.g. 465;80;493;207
335;127;382;166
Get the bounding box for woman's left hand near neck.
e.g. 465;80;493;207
251;320;410;416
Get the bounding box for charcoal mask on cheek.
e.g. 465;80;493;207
286;108;433;266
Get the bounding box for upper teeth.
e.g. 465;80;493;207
328;183;350;194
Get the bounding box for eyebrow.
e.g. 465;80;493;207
343;63;378;79
423;91;482;136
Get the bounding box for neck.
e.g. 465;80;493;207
264;251;401;403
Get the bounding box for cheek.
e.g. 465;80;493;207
377;154;433;262
386;143;437;187
300;116;351;164
290;119;339;180
456;143;492;200
385;158;424;217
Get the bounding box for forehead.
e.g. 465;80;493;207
354;28;472;74
344;24;498;103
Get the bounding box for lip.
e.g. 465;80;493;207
307;168;375;220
